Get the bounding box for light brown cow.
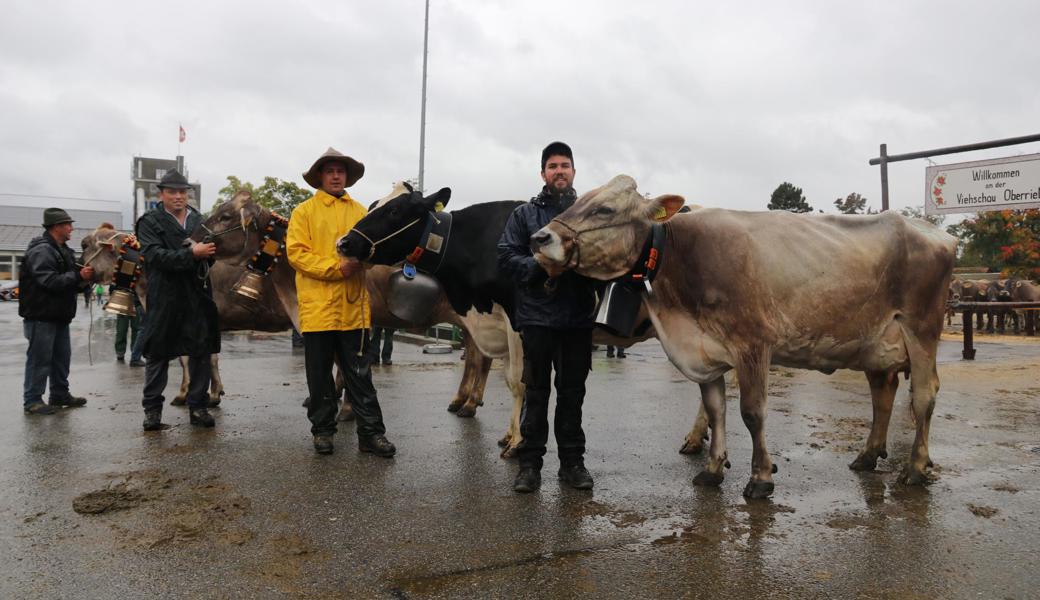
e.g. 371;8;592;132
531;175;956;497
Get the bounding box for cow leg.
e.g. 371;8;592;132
679;402;710;455
208;354;224;407
454;350;493;418
900;358;939;486
334;362;354;422
738;349;775;498
692;377;729;485
499;328;525;458
172;356;190;406
850;370;898;471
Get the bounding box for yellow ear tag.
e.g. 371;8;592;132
434;202;444;212
653;206;668;221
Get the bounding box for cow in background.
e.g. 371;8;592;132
197;192;521;448
531;175;956;497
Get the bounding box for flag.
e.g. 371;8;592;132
179;125;186;143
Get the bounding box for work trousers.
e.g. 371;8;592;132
303;329;386;439
22;320;72;407
369;327;395;363
115;313;141;359
516;326;592;470
143;355;211;411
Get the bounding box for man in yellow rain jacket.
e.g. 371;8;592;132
287;147;396;457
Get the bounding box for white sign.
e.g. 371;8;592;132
925;153;1040;215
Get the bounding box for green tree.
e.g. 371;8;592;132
216;175;310;216
834;192;876;215
767;182;813;213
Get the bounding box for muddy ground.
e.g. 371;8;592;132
1;302;1038;599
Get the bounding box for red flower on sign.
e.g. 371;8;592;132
937;176;946;185
934;187;942;197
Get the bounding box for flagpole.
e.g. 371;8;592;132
417;0;430;193
178;122;182;156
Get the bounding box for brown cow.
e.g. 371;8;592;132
531;175;956;497
199;192;526;455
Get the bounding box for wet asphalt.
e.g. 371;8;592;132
1;301;1038;599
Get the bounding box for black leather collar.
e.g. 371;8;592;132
405;211;452;276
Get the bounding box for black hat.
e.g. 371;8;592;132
157;169;192;190
42;207;74;227
541;141;574;171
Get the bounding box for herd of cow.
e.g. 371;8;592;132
83;174;960;499
948;277;1040;334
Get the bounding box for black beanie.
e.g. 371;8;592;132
540;141;574;171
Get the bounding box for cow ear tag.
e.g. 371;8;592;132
653;206;668;221
402;262;417;280
434;201;445;212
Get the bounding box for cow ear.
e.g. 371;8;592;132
425;187;451;212
645;194;685;222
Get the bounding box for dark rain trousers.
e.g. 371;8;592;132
303;329;387;439
516;326;592;470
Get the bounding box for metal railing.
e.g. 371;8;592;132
949;301;1040;359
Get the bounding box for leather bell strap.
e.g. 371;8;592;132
248;215;289;276
111;246;143;291
619;223;665;288
404;211;453;276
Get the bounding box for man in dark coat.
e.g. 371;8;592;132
136;170;220;431
19;208;94;414
497;141;599;493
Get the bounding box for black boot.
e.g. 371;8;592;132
559;463;594;490
313;435;334;455
50;394;87;408
189;407;215;428
513;467;541;493
142;409;164;431
617;348;627;359
359;434;396;458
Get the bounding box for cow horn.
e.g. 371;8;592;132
232;190;252;209
240;207;253;231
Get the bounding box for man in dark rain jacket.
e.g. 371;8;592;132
136;170;220;431
497;141;599;493
19;208;94;415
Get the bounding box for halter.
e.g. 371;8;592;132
549;217;646;276
346;216;424;261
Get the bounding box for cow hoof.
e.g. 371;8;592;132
898;468;935;486
302;396;310;408
337;406;355;422
742;479;775;499
170;397;187;407
455;405;476;418
692;470;724;487
207;397;221;408
849;454;879;472
500;446;518;459
497;433;511;448
679;439;704;455
447;399;463;413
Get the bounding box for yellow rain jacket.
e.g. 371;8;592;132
286;189;371;332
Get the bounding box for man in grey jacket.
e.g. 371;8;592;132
19;208;94;415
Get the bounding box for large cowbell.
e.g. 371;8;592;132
387;269;445;323
594;281;643;337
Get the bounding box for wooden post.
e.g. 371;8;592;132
962;309;976;360
1027;310;1036;336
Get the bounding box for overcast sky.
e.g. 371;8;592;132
2;0;1039;218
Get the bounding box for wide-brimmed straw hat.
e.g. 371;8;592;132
302;147;365;189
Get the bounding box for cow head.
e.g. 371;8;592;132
80;223;127;283
530;174;684;280
336;181;452;264
194;191;262;260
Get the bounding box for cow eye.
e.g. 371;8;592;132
593;206;615;217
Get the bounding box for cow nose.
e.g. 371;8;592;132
530;230;552;251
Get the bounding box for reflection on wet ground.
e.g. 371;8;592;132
1;302;1038;598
